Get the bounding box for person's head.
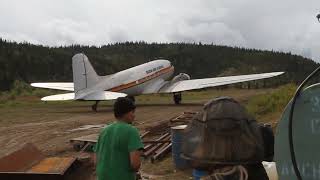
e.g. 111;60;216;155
113;97;136;123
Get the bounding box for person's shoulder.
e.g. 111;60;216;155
100;122;116;133
122;123;139;134
121;122;137;129
109;121;134;130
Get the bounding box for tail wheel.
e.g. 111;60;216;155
91;101;99;112
173;93;182;104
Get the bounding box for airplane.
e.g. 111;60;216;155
31;53;284;111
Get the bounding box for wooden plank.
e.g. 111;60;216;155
70;134;99;143
143;134;170;157
70;131;150;145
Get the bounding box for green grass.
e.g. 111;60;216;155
246;84;296;120
136;88;274;105
1;83;274;107
0;80;59;105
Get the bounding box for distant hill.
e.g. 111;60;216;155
0;39;318;91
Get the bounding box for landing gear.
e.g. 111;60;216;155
128;96;135;103
173;92;182;105
91;101;100;112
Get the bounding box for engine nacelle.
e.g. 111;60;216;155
171;73;191;84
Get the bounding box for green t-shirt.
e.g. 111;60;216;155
94;121;144;180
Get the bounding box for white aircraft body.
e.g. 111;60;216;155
31;53;284;111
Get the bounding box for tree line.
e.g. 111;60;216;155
0;39;318;91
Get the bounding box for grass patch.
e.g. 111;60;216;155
0;80;64;106
1;80;289;116
246;84;296;120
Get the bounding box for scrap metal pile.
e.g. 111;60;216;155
69;111;197;163
141;111;197;162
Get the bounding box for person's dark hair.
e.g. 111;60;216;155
113;97;136;118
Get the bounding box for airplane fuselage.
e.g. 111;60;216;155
31;53;284;111
87;60;174;97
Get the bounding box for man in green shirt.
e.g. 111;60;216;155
94;97;144;180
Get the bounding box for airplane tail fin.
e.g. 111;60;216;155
72;53;100;92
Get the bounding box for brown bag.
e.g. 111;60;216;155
182;97;264;168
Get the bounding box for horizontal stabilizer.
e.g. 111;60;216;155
31;83;74;91
41;93;75;101
82;91;127;100
41;91;127;101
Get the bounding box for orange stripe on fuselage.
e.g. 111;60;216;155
108;66;174;92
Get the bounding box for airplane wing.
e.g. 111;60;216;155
31;83;74;91
41;91;127;101
160;72;284;93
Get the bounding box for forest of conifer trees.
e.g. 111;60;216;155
0;39;318;91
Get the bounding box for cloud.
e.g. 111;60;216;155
0;0;319;61
168;21;247;46
36;18;96;45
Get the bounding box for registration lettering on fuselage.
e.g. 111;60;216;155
146;65;164;74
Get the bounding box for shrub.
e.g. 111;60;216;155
11;80;33;96
246;84;296;117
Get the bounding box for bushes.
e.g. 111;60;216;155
0;80;30;103
10;80;33;96
0;80;53;104
246;84;296;117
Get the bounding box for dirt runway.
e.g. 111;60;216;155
0;89;274;179
0;103;203;158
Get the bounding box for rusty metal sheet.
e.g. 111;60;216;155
0;172;63;180
0;143;78;180
27;157;76;175
0;143;44;172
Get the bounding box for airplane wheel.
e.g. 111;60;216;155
173;93;182;105
91;101;99;112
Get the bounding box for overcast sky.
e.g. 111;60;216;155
0;0;319;61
